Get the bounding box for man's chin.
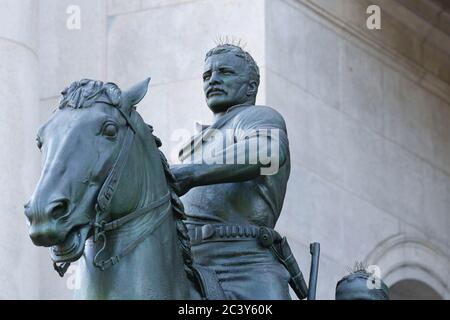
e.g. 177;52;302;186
207;99;233;114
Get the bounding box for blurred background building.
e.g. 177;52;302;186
0;0;449;299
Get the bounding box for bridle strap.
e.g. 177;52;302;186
96;125;135;214
102;191;171;232
94;201;172;271
95;99;137;214
116;105;138;134
91;105;172;271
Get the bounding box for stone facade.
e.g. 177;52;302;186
1;0;449;299
0;0;40;299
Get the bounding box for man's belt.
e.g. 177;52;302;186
186;223;309;300
186;223;260;245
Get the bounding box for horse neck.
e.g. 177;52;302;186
110;127;168;217
77;123;191;299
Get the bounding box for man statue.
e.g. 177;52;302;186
171;44;302;299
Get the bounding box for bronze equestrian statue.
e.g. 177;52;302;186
24;45;320;299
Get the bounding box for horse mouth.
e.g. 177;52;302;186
50;224;90;263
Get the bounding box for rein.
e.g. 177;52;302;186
93;192;171;271
53;103;172;276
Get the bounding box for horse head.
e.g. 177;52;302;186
24;78;155;265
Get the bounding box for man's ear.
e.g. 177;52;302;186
247;80;258;97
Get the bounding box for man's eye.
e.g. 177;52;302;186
203;74;210;80
36;137;43;149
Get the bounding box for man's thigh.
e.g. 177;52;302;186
191;241;292;299
219;263;292;300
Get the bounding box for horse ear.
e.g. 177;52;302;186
121;77;151;113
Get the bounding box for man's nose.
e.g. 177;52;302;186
209;71;222;85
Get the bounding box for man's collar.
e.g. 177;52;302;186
196;103;252;131
195;122;210;133
225;103;252;114
180;104;253;161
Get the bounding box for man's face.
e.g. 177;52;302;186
203;52;253;114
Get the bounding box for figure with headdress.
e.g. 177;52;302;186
335;262;390;300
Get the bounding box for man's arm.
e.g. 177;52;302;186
171;163;260;196
171;132;286;196
172;106;289;196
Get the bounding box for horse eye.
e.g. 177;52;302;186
102;123;117;137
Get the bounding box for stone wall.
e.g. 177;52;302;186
0;0;448;299
0;0;41;299
266;0;450;299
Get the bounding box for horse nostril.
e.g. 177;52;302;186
24;206;31;219
47;200;70;220
24;203;33;225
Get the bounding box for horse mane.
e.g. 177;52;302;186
149;129;195;281
58;79;195;281
58;79;121;109
155;142;195;281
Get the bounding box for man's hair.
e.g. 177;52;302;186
205;44;260;91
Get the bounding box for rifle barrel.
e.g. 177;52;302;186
307;242;320;300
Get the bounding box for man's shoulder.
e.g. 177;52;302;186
234;105;287;128
238;105;284;117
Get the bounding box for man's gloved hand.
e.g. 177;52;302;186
170;164;195;197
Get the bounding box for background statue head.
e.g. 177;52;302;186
203;43;260;114
335;263;390;300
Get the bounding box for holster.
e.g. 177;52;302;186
258;227;308;300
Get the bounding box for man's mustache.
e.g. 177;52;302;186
206;87;227;97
